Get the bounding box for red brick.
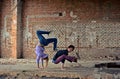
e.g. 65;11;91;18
0;0;120;59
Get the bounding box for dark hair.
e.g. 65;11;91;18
68;45;75;50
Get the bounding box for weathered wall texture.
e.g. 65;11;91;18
0;0;120;59
1;0;12;58
0;1;1;58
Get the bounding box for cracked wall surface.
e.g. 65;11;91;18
0;0;120;59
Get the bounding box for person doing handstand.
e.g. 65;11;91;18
36;30;57;51
35;43;49;69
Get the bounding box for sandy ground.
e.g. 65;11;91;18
0;59;120;79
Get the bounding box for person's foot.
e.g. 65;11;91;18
73;57;77;63
48;30;53;35
38;65;44;69
38;67;44;69
44;66;48;68
61;67;66;70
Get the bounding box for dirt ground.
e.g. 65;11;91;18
0;59;120;79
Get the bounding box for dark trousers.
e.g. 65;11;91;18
54;55;76;64
36;30;57;50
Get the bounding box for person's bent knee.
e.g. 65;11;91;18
54;38;57;42
52;60;58;64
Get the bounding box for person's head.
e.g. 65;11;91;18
67;45;75;52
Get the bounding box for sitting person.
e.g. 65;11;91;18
52;45;77;70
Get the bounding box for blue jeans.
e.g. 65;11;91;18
36;30;57;51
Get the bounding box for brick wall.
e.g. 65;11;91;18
0;0;120;59
1;0;12;58
0;1;1;57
